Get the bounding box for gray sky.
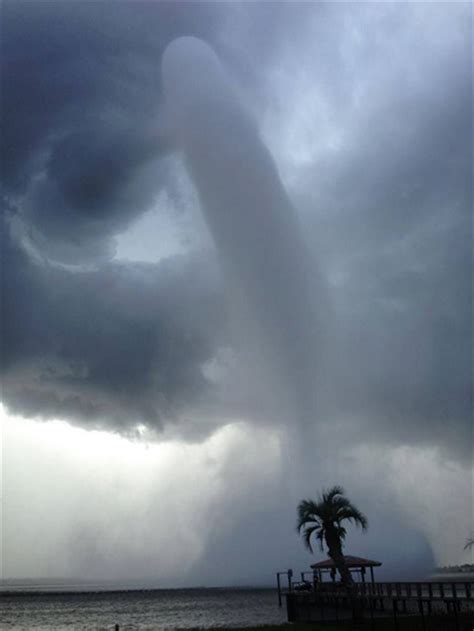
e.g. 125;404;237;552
1;1;472;584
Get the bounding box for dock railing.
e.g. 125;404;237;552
316;580;472;600
285;579;474;629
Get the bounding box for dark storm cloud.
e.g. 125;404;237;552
1;0;227;431
1;209;225;430
291;4;472;460
1;0;222;256
1;1;472;462
1;0;318;435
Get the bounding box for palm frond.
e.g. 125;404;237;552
296;499;321;532
302;525;318;552
336;525;347;540
321;486;345;506
336;505;368;530
332;497;352;511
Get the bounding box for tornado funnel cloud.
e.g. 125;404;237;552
162;37;326;431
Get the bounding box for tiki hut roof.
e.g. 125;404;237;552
310;555;382;569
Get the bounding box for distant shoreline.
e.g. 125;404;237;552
430;571;474;580
2;573;474;597
0;585;276;596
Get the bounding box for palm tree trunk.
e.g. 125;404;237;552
325;532;353;586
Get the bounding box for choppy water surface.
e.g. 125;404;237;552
0;587;287;630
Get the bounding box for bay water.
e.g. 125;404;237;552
0;583;287;630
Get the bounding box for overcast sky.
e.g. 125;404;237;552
1;1;472;585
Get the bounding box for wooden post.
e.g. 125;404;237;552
286;593;296;622
452;597;459;631
369;590;375;629
418;599;426;631
277;573;282;607
370;566;374;584
392;599;399;631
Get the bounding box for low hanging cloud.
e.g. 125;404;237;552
1;1;471;466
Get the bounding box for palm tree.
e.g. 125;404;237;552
297;486;368;586
464;534;474;550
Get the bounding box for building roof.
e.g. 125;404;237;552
310;555;382;569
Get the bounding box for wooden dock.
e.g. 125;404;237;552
286;581;474;629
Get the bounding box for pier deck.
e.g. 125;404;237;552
286;581;474;629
